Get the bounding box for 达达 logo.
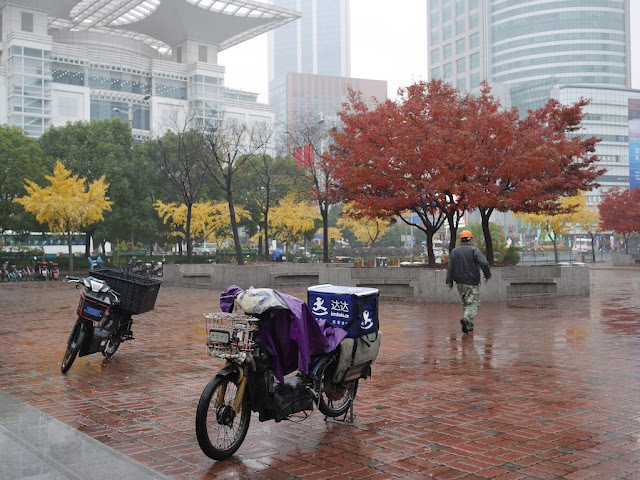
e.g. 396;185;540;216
312;297;328;316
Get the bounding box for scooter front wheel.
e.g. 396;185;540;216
61;322;85;373
195;372;251;461
102;337;121;360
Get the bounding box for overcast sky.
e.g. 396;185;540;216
219;0;640;103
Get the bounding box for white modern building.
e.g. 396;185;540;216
0;0;301;139
427;0;639;203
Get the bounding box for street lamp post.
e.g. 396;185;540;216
112;94;151;245
112;94;151;127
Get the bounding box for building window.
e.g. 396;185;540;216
455;0;465;17
470;72;480;89
469;32;479;49
456;57;466;74
431;66;441;79
469;0;478;10
456;38;466;55
199;45;207;63
444;62;453;78
470;52;480;69
443;6;452;22
456;19;465;35
431;12;439;28
469;12;479;29
431;48;441;64
443;43;453;60
21;12;33;32
457;77;467;91
443;25;452;41
431;29;440;45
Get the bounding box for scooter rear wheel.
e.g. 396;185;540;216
317;356;355;418
195;373;251;460
61;322;85;373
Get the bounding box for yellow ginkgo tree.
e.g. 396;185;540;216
338;202;389;248
14;161;112;272
268;195;320;253
154;200;250;249
516;193;586;263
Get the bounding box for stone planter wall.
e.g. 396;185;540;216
612;253;640;266
163;263;590;303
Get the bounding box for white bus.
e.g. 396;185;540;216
0;231;90;258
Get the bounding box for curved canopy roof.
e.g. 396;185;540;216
18;0;300;54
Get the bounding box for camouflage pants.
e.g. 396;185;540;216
457;284;480;328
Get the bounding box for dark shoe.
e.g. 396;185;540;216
460;319;468;334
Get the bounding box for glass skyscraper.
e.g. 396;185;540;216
268;0;357;128
427;0;638;201
429;0;630;95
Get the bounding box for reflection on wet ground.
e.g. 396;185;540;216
1;269;640;479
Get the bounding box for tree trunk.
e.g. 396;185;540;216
228;190;244;266
263;216;270;262
84;226;97;257
321;203;329;263
446;210;460;254
66;232;74;273
479;207;495;265
551;234;559;263
420;226;442;264
425;234;435;264
185;203;193;264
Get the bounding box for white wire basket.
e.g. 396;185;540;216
204;312;259;358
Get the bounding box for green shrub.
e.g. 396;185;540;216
502;246;522;263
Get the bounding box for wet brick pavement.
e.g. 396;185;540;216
1;269;640;479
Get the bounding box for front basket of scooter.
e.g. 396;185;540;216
90;268;162;314
204;312;258;358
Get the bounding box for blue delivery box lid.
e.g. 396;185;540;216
307;284;379;338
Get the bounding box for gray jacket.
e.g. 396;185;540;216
446;243;491;287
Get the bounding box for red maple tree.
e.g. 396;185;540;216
463;86;603;263
333;79;603;264
599;188;640;254
333;81;472;263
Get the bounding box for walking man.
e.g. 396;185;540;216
446;230;491;334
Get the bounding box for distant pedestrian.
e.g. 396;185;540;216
446;230;491;334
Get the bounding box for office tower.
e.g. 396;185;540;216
0;0;300;138
427;0;640;202
268;0;385;130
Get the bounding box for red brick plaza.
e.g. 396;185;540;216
1;268;640;479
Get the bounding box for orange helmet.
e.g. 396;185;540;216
459;230;473;240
